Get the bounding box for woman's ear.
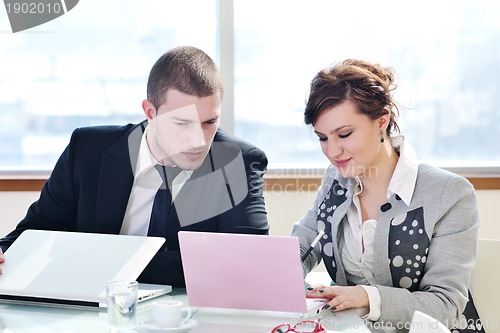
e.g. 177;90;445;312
142;99;156;121
378;113;391;131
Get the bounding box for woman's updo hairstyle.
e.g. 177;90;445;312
304;59;400;136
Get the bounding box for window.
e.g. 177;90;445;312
0;0;216;170
233;0;500;169
1;0;499;173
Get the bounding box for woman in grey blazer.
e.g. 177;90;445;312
293;59;483;332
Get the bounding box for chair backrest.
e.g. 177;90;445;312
474;238;500;333
409;311;451;333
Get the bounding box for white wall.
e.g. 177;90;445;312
0;192;40;238
2;190;498;240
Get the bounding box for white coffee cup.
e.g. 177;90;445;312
152;300;193;328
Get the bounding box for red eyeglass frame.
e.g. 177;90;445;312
271;319;326;333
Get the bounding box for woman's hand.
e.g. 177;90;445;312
306;285;369;312
0;248;4;274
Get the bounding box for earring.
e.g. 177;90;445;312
380;130;385;143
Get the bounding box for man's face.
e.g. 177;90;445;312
144;89;221;170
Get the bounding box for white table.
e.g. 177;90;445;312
0;289;372;333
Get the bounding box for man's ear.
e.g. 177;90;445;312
142;100;156;121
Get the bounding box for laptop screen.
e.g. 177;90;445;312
0;230;166;307
178;231;313;314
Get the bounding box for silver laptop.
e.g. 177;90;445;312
178;231;328;318
0;229;172;309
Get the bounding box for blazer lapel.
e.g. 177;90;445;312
373;195;407;286
330;187;351;285
96;122;145;234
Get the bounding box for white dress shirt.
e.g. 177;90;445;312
340;135;419;321
120;126;191;236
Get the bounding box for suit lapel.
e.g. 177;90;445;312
96;122;145;234
373;195;408;286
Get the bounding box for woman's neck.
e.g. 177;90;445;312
359;144;399;196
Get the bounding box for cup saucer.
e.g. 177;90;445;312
140;319;198;333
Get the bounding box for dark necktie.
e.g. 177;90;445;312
148;165;182;238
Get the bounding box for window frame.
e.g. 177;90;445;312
1;0;499;186
1;173;499;192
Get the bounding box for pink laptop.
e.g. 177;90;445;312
178;231;328;318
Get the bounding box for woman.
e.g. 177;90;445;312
293;59;483;332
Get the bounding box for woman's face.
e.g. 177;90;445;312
313;100;386;179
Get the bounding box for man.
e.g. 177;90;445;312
0;46;269;287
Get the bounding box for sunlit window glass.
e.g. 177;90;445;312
234;0;500;167
0;0;216;169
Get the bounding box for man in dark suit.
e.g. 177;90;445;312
0;46;269;287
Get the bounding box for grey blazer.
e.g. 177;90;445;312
292;163;484;332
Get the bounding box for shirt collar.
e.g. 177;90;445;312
135;125;160;180
386;135;419;206
135;125;194;181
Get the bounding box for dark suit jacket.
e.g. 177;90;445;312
0;121;269;287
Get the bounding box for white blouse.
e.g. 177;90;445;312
339;136;418;321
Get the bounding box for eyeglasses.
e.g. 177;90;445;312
271;319;325;333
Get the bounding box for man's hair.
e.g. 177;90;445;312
147;46;223;109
